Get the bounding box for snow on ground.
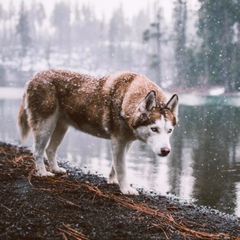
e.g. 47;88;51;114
209;87;225;96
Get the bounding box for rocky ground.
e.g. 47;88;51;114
0;142;239;240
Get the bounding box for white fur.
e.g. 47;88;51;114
135;117;173;156
108;117;174;195
32;111;68;176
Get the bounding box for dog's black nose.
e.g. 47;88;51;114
160;147;170;156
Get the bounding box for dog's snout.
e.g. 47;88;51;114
160;147;170;157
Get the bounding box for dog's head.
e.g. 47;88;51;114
131;91;179;157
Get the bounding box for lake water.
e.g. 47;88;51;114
0;88;240;217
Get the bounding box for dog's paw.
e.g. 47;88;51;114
108;177;118;184
52;167;67;174
35;170;55;177
120;186;139;195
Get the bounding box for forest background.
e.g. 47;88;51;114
0;0;240;93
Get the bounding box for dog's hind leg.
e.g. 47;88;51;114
33;115;57;177
46;119;68;174
110;137;138;195
108;163;118;184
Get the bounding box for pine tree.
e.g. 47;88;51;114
143;8;163;85
16;1;31;57
197;0;238;92
51;2;71;50
108;4;129;70
173;0;187;87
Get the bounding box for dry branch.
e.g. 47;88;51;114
57;223;89;240
32;176;237;239
80;183;235;240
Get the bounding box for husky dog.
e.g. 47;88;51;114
18;70;179;195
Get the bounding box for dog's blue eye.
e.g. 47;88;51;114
168;129;172;133
151;127;158;132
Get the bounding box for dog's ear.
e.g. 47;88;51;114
166;94;179;120
139;90;156;112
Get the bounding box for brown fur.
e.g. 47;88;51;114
17;94;30;139
17;69;178;194
18;69;170;140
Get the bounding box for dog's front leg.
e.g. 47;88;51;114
110;137;138;195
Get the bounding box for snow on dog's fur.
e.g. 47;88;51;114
18;69;179;195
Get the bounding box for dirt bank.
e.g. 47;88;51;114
0;142;239;240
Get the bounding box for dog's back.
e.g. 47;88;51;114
18;69;167;140
19;70;135;139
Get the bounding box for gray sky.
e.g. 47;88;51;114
1;0;176;22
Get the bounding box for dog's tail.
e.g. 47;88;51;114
17;94;30;140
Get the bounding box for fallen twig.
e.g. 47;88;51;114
0;203;12;212
57;196;83;209
57;223;89;240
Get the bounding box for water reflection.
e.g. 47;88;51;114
173;105;240;215
0;89;239;217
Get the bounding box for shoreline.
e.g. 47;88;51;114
0;142;239;239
